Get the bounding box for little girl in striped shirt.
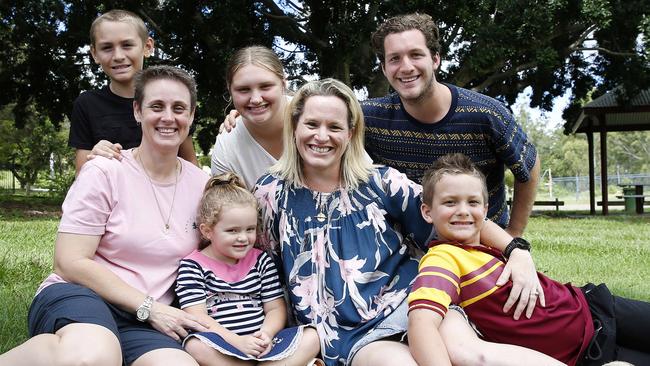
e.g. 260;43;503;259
175;172;320;366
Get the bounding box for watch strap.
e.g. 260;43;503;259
503;237;531;259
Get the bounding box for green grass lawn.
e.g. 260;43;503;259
1;209;650;353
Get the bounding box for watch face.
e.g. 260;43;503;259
137;307;149;321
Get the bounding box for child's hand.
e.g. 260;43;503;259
233;334;268;357
253;330;273;357
88;140;123;161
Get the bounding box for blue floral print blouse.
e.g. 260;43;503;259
254;166;433;365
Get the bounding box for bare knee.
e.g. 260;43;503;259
54;325;121;366
352;341;416;366
301;327;321;356
54;345;121;366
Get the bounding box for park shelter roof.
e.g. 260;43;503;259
568;86;650;215
569;87;650;133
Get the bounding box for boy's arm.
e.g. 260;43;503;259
178;136;199;166
408;309;451;366
74;149;92;176
479;220;545;320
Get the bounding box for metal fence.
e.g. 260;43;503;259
539;173;650;200
1;168;648;198
0;169;17;191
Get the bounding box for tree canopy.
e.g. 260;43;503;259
1;0;648;154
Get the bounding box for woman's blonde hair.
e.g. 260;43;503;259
225;45;285;91
270;78;372;190
197;172;258;249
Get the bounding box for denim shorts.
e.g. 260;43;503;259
346;302;470;365
28;283;183;365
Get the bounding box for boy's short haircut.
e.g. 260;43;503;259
134;65;198;110
90;9;149;46
421;153;488;204
371;13;441;63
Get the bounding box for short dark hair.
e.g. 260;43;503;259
134;65;197;110
421;153;488;205
371;13;441;63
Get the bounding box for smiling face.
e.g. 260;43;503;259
200;204;258;265
294;95;352;181
134;78;194;152
230;64;285;128
381;29;439;103
421;173;488;245
90;21;153;93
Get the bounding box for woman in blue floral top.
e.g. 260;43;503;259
254;79;542;366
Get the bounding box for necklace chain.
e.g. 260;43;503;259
304;177;340;223
316;193;329;222
136;149;179;233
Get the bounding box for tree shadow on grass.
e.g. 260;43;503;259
0;192;62;220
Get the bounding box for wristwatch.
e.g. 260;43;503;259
503;237;531;259
136;296;154;322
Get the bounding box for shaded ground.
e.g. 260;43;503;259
0;193;62;219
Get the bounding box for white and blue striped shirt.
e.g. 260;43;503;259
176;248;283;335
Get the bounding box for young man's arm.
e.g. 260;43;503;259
480;219;545;320
507;154;541;237
408;309;451;366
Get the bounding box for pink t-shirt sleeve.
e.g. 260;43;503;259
58;162;114;236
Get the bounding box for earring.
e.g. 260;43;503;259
136;120;141;126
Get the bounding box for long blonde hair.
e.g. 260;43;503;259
270;78;372;190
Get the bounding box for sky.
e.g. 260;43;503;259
513;87;572;131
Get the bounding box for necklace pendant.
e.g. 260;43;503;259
316;212;327;222
163;224;170;233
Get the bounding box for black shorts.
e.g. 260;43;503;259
28;283;183;365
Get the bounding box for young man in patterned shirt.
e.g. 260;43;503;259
362;13;540;237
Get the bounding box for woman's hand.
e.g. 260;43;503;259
496;248;546;320
218;109;240;133
232;334;269;357
148;302;209;342
87;140;123;161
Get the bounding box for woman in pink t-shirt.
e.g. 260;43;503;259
1;66;210;366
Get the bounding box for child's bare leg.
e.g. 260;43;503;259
262;327;320;366
440;310;566;366
184;338;253;366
